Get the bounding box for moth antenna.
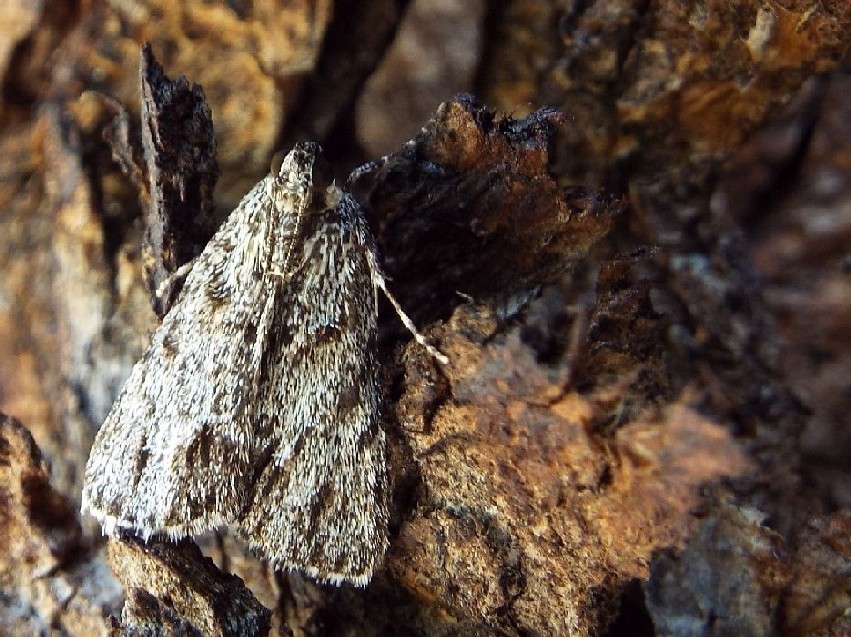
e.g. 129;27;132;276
268;148;311;278
279;198;306;278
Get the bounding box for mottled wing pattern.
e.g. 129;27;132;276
81;148;311;539
237;186;388;585
83;143;390;586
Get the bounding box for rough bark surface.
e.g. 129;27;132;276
0;414;122;636
107;536;271;637
1;1;850;636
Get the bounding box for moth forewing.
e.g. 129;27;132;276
82;142;395;586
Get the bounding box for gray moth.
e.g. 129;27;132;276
82;142;444;586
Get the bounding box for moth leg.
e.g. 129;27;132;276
154;260;195;315
370;268;449;365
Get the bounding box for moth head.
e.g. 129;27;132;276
270;142;319;187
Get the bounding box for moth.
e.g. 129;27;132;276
82;142;444;585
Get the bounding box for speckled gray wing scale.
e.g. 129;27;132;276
82;142;389;585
